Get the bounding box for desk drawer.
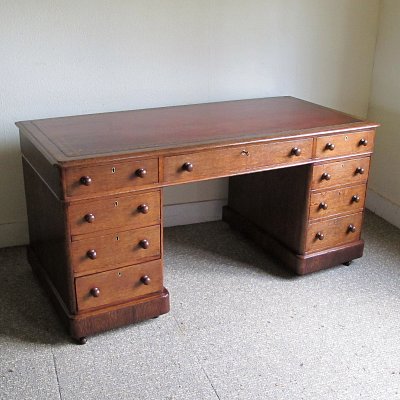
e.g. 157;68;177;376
309;184;366;220
315;130;374;159
68;190;161;236
163;138;313;184
65;158;159;198
311;157;370;190
306;212;363;252
71;225;161;274
75;259;163;311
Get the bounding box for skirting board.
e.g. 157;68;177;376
164;199;228;227
366;188;400;229
0;221;29;248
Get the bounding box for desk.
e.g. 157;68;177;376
17;97;378;343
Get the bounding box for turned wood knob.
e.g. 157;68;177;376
135;168;147;178
86;249;97;260
321;172;331;181
80;176;92;186
348;224;357;233
352;195;360;203
182;162;193;172
137;204;149;214
90;287;100;297
355;167;365;175
359;138;368;146
141;275;151;285
139;239;150;249
84;213;95;223
325;143;335;151
319;202;328;210
316;232;325;240
291;147;301;156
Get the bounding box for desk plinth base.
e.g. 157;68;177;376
222;206;364;275
27;247;170;342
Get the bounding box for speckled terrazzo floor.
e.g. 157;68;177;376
0;210;399;400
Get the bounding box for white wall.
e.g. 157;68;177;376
0;0;380;247
367;0;400;228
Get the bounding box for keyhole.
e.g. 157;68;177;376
111;167;116;173
345;135;349;141
116;236;120;241
114;201;119;207
117;272;122;277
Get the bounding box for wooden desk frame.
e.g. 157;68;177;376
17;97;378;343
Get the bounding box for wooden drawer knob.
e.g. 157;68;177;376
86;249;97;260
321;172;331;181
182;162;193;172
359;138;368;146
137;204;149;214
325;143;335;151
291;147;301;156
316;232;325;240
80;176;92;186
135;168;147;178
84;213;95;223
352;195;360;203
355;167;365;175
141;275;151;285
90;287;100;297
348;224;357;233
139;239;150;249
319;202;328;210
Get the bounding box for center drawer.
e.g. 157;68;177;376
75;259;163;311
163;138;313;184
68;190;161;236
71;225;161;274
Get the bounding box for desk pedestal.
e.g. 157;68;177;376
224;164;366;275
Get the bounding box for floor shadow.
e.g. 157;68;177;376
164;220;298;280
0;246;70;345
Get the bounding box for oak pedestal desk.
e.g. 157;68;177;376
17;97;378;344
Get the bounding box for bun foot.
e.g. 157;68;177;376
342;261;352;266
77;337;87;345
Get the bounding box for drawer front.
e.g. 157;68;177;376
71;225;161;274
68;190;161;236
75;259;163;311
306;212;363;252
309;184;366;220
163;138;313;184
315;130;374;159
311;157;370;190
65;158;159;197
